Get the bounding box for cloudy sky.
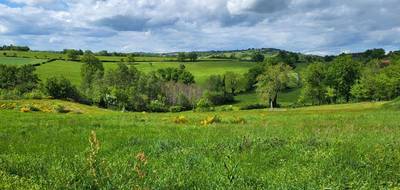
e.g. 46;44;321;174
0;0;399;54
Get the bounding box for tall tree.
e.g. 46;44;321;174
326;55;361;102
187;52;198;62
256;63;293;109
81;53;104;92
251;51;265;62
224;71;242;95
177;52;186;62
300;62;327;105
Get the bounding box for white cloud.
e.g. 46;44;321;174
0;0;399;54
0;24;8;33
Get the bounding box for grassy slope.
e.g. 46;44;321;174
0;100;399;189
0;57;47;66
36;60;83;85
0;50;65;59
36;60;253;86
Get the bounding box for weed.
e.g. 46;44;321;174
230;116;247;124
200;115;221;125
173;115;188;124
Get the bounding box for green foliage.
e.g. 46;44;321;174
243;63;264;91
205;75;225;92
157;67;195;84
195;97;213;111
44;76;80;100
64;49;82;61
223;71;244;95
251;51;265;62
272;51;299;68
383;97;400;110
300;62;328;105
0;44;30;51
80;53;104;92
177;52;186;62
351;62;400;101
187;52;198;62
204;91;234;105
256;63;293;108
149;99;167;112
326;55;361;102
0;64;39;93
126;54;135;64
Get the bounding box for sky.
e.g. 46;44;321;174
0;0;399;55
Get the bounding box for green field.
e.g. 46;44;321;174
0;57;47;66
0;100;399;189
0;51;65;60
36;60;254;86
36;60;83;85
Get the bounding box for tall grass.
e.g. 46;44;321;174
0;101;399;188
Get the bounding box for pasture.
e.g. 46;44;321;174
36;60;254;86
0;57;47;66
0;100;399;189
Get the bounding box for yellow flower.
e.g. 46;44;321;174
20;107;31;113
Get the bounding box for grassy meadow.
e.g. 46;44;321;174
35;59;254;86
0;57;47;66
0;100;399;189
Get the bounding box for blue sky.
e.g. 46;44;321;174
0;0;399;55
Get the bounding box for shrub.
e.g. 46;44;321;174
204;91;234;105
20;104;40;112
23;89;46;99
52;104;70;113
200;115;221;125
0;89;22;100
44;76;80;101
173;115;188;124
230;116;247;124
169;106;183;113
195;97;213;112
149;100;167;112
20;107;31;113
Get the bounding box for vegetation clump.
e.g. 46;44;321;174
173;115;188;124
200;115;221;125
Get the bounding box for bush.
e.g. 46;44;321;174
44;77;80;101
52;104;70;113
23;89;46;99
200;115;221;125
230;116;247;124
0;89;22;100
169;106;183;113
173;115;188;124
204;91;234;105
20;104;40;113
149;100;167;112
195;97;213;112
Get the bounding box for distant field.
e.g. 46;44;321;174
36;60;83;85
0;100;399;189
97;55;176;62
0;57;47;66
36;60;254;86
0;51;65;60
234;87;302;107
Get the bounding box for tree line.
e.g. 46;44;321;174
1;48;399;112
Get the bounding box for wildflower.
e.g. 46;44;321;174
134;152;148;179
173;115;188;124
201;115;221;125
20;107;30;113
